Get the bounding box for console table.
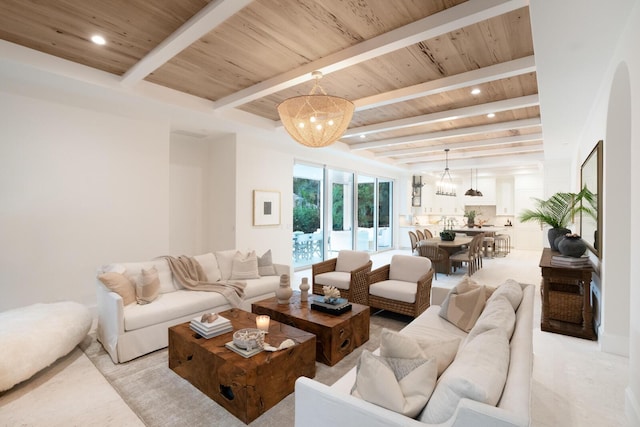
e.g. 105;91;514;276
539;248;596;340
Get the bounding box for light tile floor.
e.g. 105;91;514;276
0;250;629;426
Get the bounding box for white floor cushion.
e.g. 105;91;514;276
0;301;91;392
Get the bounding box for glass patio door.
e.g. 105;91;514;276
292;163;324;269
327;169;354;257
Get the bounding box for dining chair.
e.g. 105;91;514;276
417;242;449;279
312;250;372;304
366;255;434;318
408;231;419;254
416;229;425;241
450;233;484;275
423;229;433;239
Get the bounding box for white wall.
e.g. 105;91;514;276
0;92;170;311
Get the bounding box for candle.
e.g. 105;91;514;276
256;315;270;332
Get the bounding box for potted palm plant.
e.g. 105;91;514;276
518;188;595;250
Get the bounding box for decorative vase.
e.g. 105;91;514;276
554;235;565;251
558;234;587;258
299;277;310;302
548;227;571;250
275;274;293;304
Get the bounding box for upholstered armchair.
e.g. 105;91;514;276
366;255;434;318
312;250;372;304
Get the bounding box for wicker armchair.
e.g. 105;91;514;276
312;250;372;304
366;255;434;318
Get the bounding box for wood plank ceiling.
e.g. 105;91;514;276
0;0;542;174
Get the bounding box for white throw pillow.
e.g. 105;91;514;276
215;249;238;280
193;253;221;282
230;250;260;280
487;278;523;311
379;329;460;377
419;328;510;423
257;249;277;276
352;350;438;418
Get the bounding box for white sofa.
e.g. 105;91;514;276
96;250;289;363
295;281;534;427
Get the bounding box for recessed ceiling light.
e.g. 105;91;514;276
91;35;106;45
487;113;495;118
471;88;481;95
360;134;366;138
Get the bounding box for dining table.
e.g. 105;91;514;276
419;236;473;274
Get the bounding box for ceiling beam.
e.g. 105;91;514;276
409;152;545;172
354;55;536;111
343;94;538;138
212;0;529;110
377;133;544;158
120;0;253;86
394;144;544;164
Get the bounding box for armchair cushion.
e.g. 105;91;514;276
389;255;431;283
369;280;418;304
335;250;370;273
313;271;351;290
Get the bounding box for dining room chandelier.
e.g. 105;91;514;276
277;71;355;148
436;148;456;196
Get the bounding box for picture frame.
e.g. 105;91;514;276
253;190;281;226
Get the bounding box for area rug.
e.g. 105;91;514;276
81;311;409;427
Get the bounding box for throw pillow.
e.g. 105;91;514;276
193;253;222;282
379;329;460;377
136;266;161;305
457;274;496;300
487;278;523;311
466;296;516;342
230;250;260;280
257;249;277;276
439;284;486;332
352;350;438;418
214;249;238;280
419;328;510;423
98;272;136;306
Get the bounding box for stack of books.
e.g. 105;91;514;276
189;314;232;339
551;255;591;268
311;296;352;315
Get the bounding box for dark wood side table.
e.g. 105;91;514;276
539;248;596;340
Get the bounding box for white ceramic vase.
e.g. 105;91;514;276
299;277;310;302
275;274;293;304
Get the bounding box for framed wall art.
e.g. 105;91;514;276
253;190;281;226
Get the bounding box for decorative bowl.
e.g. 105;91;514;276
232;328;266;350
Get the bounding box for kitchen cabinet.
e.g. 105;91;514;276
496;177;514;215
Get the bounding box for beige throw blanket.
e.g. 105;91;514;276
162;256;246;308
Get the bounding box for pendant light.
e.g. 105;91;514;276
475;169;483;197
436;149;456;196
464;169;477;196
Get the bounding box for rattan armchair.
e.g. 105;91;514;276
312;250;372;305
366;255;434;318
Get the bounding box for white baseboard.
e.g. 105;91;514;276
626;387;640;427
598;327;630;357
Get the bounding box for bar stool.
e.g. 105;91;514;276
494;234;510;256
483;236;495;258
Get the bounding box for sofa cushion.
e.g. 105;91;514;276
116;259;177;294
439;284;486;332
230;250;260;280
352;350;437;418
257;249;277;276
314;271;351;290
419;328;510;423
241;276;281;299
335;250;370;273
215;249;238;281
456;274;496;299
136;266;160;305
193;253;221;282
389;255;431;283
98;272;136;306
123;290;228;331
379;329;460;377
401;306;469;348
369;280;417;304
487;278;524;311
466;295;516;343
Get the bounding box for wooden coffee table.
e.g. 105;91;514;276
168;308;315;424
252;291;370;366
